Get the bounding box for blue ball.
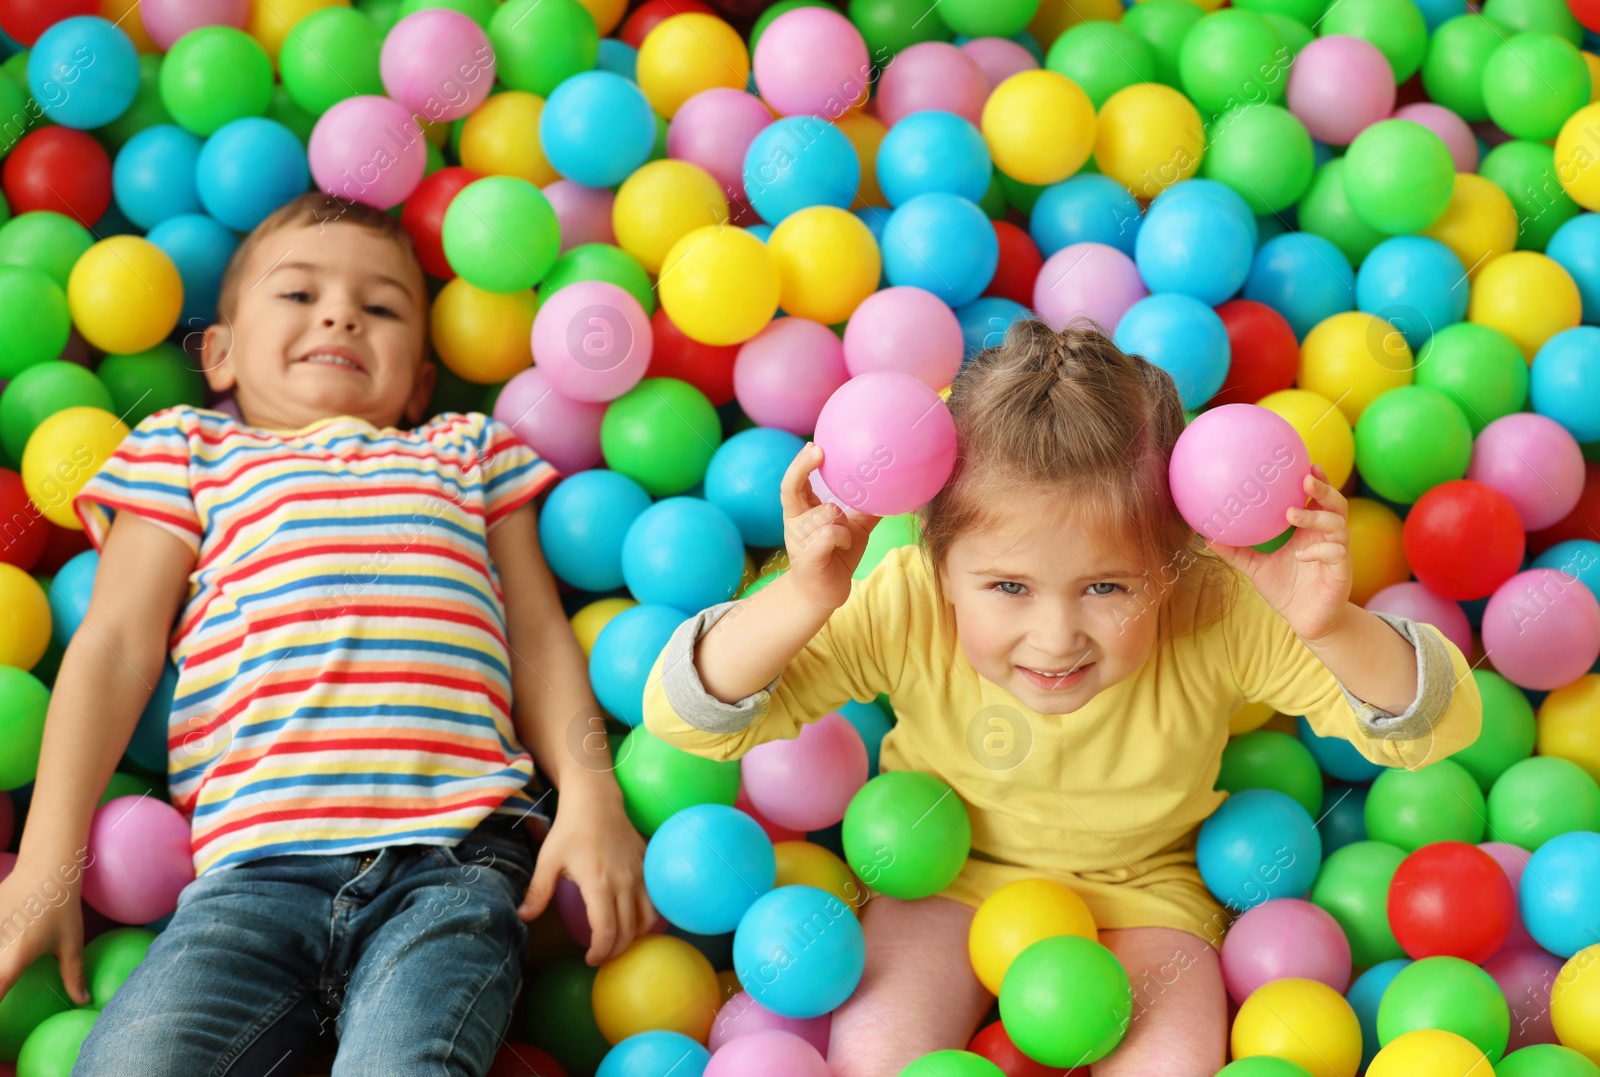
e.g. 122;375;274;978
1297;715;1383;783
705;427;804;548
1532;540;1600;604
590;604;688;727
1355;236;1466;353
1134;191;1254;306
622;497;746;614
854;205;890;244
746;223;773;243
1532;326;1600;443
146;214;238;332
1410;0;1467;31
595;1031;710;1077
956;296;1030;361
539;470;653;592
1196;788;1323;911
113;125;204;231
875;110;992;207
1318;782;1370;856
47;549;97;650
1029;173;1143;258
1149;179;1258;250
1112;292;1230;410
1548;214;1600;324
743;116;860;224
541;71;656;189
127;661;178;773
595;39;638;82
1521;830;1600;958
1347;958;1411;1070
733;884;865;1018
195;118;309;232
27;16;138;130
881;192;998;308
645;804;777;935
1244;232;1356;341
839;698;891;777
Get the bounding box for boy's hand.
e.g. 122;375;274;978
781;443;881;612
0;858;91;1006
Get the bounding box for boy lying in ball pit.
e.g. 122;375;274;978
643;320;1484;1075
0;193;652;1077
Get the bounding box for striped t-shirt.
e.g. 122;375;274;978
75;406;558;876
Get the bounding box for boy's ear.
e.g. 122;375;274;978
404;358;438;426
200;321;237;394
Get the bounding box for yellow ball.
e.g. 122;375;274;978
592;934;721;1044
1367;1030;1493;1076
1028;0;1127;50
1347;497;1409;607
249;0;348;66
982;71;1097;187
1228;701;1277;736
577;0;627;35
101;0;157;52
837;112;888;209
767;206;881;325
1467;250;1582;361
572;597;638;659
1298;311;1415;426
1556;102;1600;210
67;237;183;356
774;841;865;912
1256;388;1356;490
1552;944;1600;1062
431;277;536;384
1540;675;1600;785
1231;978;1362;1077
715;968;741;1005
613;160;728;275
459;91;560;186
968;878;1097;997
636;14;749;119
21;406;131;531
1586;53;1600;103
0;564;51;672
1420;173;1518;285
1094;82;1206;200
659;225;780;346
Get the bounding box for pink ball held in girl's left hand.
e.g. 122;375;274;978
814;370;957;517
81;795;195;925
1169;403;1310;548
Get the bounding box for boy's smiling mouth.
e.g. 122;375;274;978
295;346;368;373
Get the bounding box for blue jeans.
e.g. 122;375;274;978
74;814;534;1077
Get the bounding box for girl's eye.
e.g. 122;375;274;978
1087;582;1124;596
993;581;1027;596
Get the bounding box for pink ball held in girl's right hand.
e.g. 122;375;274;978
1168;403;1311;548
81;795;195;925
814;370;958;517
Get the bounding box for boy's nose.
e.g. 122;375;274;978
322;316;359;332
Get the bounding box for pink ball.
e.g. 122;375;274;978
875;42;989;127
1033;242;1148;335
1467;413;1586;531
668;88;774;199
1394;103;1478;173
705;1029;830;1077
494;366;606;475
81;795;195;925
740;712;868;832
1168;404;1311;547
1478;842;1538;956
959;37;1039;93
752;7;872;119
842;286;963;390
734;317;850;435
1286;35;1397;146
709;993;832;1055
380;9;495;123
735;787;804;844
140;0;249;51
308;96;429;210
1484;948;1565;1051
1366;582;1474;656
1482;568;1600;690
814;370;958;516
531;281;653;402
543;181;617;251
1220;898;1352;1004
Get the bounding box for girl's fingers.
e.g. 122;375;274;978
611;885;637;962
779;444;823;520
1289;506;1347;537
1304;468;1348;514
586;885;617;967
1294;541;1351;566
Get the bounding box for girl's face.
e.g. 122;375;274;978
938;487;1163;715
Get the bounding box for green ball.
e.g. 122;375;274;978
0;666;47;791
441;177;560;294
99;771;159;806
1448;670;1535;793
848;0;953;59
158;27;274;137
1252;524;1296;554
649;112;669;164
899;1050;1005;1077
279;7;384;117
1121;0;1204;88
612;724;739;836
1216;730;1323;819
359;0;405;33
740;569;783;597
520;959;610;1075
1296;161;1387;266
1414;322;1529;435
1263;14;1314;54
1365;759;1486;851
1483;33;1592;142
1232;0;1327;24
854;514;921;581
998;171;1045;215
15;1006;97;1075
938;0;1039;38
1179;11;1289;119
93;54;169;151
0;958;70;1058
1377;956;1509;1061
490;0;598;99
1421;15;1502;122
752;1;833;52
978;171;1007;220
0;363;113;463
998;935;1132;1068
1309;840;1408;967
1217;1057;1315;1076
1479;140;1581;252
1344;120;1456;234
1486;755;1600;850
1353;386;1473;503
1045;20;1155;110
540;243;656;315
0;266;69;383
601;378;721;497
1202;104;1314;214
82;928;154;1009
1482;0;1584;44
842;770;971;899
1497;1045;1600;1077
96;345;207;429
1318;0;1428;81
399;0;497;27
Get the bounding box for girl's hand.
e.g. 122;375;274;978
1206;465;1353;644
780;443;881;612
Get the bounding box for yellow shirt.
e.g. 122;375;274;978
642;545;1482;943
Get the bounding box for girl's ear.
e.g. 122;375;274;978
200;320;236;394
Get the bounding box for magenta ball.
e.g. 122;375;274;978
668;88;773;199
705;1029;830;1077
1484;948;1565;1051
752;7;872;118
1479;842;1538;956
1033;242;1148;335
842;286;964;390
1168;403;1310;547
380;9;494;122
740;712;868;832
1393;103;1478;173
874;42;989;127
814;370;958;516
735;787;804;844
212;395;241;421
308;96;429;210
555;876;591;946
141;0;249;51
0;851;14;884
710;992;832;1055
543;181;616;251
531;281;653;402
734;317;850;435
1366;582;1473;656
0;791;11;851
1220;898;1352;1005
81;796;195;925
1481;568;1600;690
1467;413;1586;531
959;37;1038;92
1286;35;1396;145
493;366;606;475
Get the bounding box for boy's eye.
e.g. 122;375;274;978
993;581;1027;596
281;291;312;303
365;304;398;318
1086;582;1124;596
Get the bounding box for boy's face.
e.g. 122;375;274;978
201;221;435;431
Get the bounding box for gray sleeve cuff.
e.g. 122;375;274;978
1337;612;1455;741
660;600;780;736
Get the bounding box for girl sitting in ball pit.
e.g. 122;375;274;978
642;320;1484;1076
0;193;651;1077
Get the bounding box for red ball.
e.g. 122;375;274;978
33;520;92;577
983;220;1043;309
1212;299;1299;406
1529;461;1600;557
620;0;718;47
968;1020;1085;1076
0;0;96;46
2;127;112;228
1388;841;1515;964
1569;0;1600;32
400;166;484;281
487;1042;568;1077
1403;480;1525;600
0;468;48;573
647;306;738;406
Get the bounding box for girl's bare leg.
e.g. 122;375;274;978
1092;927;1227;1077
